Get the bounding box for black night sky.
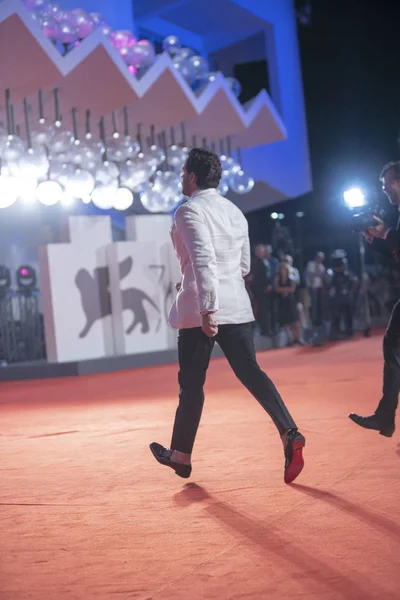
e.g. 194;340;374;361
247;0;400;269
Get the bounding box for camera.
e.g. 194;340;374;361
351;209;377;233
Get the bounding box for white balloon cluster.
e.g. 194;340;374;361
0;88;254;212
162;35;242;98
218;154;254;196
0;119;186;212
21;2;242;96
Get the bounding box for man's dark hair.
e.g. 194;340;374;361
379;161;400;181
185;148;222;189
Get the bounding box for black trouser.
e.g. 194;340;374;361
330;301;353;339
255;293;276;336
375;299;400;425
170;322;297;454
310;288;324;326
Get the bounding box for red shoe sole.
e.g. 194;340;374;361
284;437;305;484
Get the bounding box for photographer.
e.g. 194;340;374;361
328;250;357;341
349;161;400;438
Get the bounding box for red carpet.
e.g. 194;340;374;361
1;333;400;599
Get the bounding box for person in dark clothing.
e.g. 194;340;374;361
274;262;303;346
328;250;357;341
251;244;278;336
349;161;400;437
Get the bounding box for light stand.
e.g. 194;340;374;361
343;187;371;337
358;232;371;337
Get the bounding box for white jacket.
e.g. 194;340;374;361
169;188;254;330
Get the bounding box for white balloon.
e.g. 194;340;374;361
153;171;182;211
228;170;254;195
36;180;63;205
91;184;117;209
31;119;55;148
166;145;187;171
49;129;74;155
217;179;229;196
106;134;138;162
64;168;95;198
17;148;50;180
140;183;166;213
162;35;181;55
60;192;76;207
113;187;134;211
172;59;196;85
17;176;38;203
144;145;166;168
186;55;209;79
90;12;103;26
95;161;119;185
219;154;241;179
173;47;195;63
0;135;26;163
225;76;242;98
49;161;75;186
121;154;156;191
0;175;19;208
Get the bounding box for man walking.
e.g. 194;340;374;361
349;161;400;437
150;149;305;483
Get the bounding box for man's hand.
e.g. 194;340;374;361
368;216;389;239
202;313;218;337
361;230;374;243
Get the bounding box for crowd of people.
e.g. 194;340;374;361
244;243;395;346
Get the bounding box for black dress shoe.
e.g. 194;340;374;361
348;413;395;438
284;430;305;484
149;442;192;478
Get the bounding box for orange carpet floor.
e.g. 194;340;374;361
1;333;400;600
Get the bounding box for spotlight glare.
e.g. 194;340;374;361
271;212;278;220
343;187;366;209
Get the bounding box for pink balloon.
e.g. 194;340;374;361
119;46;133;65
44;3;62;19
24;0;47;11
129;41;156;69
69;9;96;39
58;18;77;44
41;17;60;41
111;30;136;49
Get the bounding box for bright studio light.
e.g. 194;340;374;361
36;180;63;206
271;212;279;220
343;187;366;209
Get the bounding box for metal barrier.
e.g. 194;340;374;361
0;292;46;365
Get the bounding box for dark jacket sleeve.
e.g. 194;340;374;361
371;229;400;266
